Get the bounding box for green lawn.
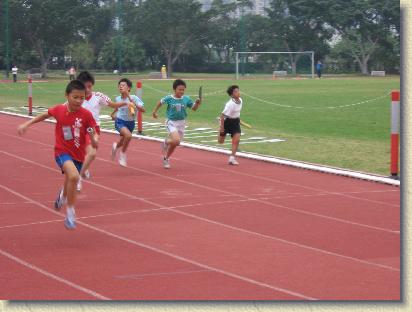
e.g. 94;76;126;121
0;75;400;175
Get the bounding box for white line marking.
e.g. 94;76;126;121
0;248;110;300
239;139;285;144
1;110;399;186
185;134;219;139
118;141;399;209
0;150;400;272
0;183;316;300
114;269;211;279
1;140;398;234
0;199;253;230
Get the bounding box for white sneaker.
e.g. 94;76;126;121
228;156;239;165
119;151;127;167
54;188;66;210
84;170;90;180
76;177;82;192
163;157;171;169
111;142;118;160
64;207;76;230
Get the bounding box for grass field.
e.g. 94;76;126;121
0;74;400;175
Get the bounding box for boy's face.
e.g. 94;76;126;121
232;88;240;98
118;82;130;94
84;81;93;95
66;89;85;111
174;85;185;98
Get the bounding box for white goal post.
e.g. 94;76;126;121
235;51;315;80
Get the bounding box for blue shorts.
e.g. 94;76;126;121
115;118;135;133
55;154;83;174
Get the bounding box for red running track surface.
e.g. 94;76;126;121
0;114;400;300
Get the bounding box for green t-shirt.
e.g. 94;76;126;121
161;95;194;120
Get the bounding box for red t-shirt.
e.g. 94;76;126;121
48;103;97;162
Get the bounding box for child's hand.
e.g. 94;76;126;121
152;111;158;119
195;98;201;105
128;103;136;116
110;110;117;120
17;124;27;135
87;128;99;149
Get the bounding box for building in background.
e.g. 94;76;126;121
198;0;271;17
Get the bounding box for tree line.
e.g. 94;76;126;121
0;0;400;77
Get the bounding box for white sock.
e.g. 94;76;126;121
61;189;67;203
66;206;75;219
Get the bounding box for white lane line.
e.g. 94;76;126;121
0;248;110;300
0;183;316;300
0;150;400;272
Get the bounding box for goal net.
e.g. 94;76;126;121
235;51;315;80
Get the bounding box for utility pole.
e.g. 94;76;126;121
237;1;247;76
3;0;10;78
115;0;123;75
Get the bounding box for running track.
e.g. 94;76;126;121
0;113;400;300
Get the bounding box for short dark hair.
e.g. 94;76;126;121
173;79;186;90
227;85;239;96
76;71;95;85
65;80;86;94
118;78;132;89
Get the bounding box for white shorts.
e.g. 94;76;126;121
166;119;186;139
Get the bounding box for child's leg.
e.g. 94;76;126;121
165;131;181;159
62;161;80;208
115;134;125;150
119;128;132;153
231;133;241;156
79;145;96;178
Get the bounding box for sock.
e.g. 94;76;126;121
66;206;75;220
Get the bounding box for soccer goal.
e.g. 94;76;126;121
235;51;315;80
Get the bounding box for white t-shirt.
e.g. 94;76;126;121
222;97;243;118
82;92;111;125
12;67;18;74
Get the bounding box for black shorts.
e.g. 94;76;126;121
223;117;241;137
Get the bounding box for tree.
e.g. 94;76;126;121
67;41;95;69
265;0;331;74
126;0;206;76
98;36;145;71
318;0;400;74
9;0;101;77
205;0;238;64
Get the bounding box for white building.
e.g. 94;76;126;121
198;0;271;16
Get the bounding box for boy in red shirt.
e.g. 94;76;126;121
17;80;98;230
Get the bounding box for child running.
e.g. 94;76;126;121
111;78;145;167
152;79;201;169
17;80;98;229
218;85;243;165
76;71;129;191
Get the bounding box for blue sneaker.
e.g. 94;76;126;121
64;217;76;230
54;188;65;211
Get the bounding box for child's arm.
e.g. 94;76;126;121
191;98;201;111
17;112;50;135
87;127;99;149
108;101;128;109
219;113;225;136
152;100;162;119
110;108;118;120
